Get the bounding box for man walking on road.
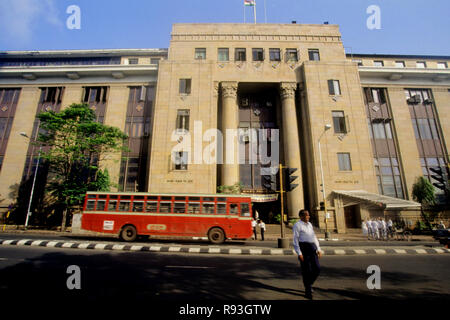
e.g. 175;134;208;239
293;209;322;300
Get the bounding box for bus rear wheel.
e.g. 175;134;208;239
208;227;225;244
120;225;137;242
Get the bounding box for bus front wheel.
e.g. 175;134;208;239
208;227;225;244
120;225;137;242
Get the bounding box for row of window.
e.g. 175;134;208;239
85;198;250;216
365;60;448;69
194;47;320;62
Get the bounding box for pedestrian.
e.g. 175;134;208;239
380;218;387;240
362;220;368;239
293;209;322;300
437;221;446;230
387;218;394;238
251;218;257;240
258;219;266;241
367;218;374;240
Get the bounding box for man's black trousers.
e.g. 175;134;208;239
298;242;321;291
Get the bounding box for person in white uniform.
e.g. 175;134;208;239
293;209;322;299
362;220;369;239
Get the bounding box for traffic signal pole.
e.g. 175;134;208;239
279;163;285;239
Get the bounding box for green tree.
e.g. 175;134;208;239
412;176;436;230
36;103;128;230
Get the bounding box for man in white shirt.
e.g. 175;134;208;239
258;220;266;241
293;209;322;299
251;218;257;240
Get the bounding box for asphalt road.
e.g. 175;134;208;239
1;245;448;303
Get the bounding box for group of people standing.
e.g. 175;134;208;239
362;217;394;240
251;218;266;241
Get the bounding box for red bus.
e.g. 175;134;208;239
80;191;253;244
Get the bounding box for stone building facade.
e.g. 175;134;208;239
0;23;449;232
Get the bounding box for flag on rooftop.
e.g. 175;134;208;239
244;0;256;6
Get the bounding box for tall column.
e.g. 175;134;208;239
221;81;239;186
280;82;304;218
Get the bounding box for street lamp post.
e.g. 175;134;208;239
20;132;41;229
318;124;331;240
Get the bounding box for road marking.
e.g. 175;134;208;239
394;249;407;254
46;241;60;247
62;242;75;248
188;247;201;253
415;249;427;254
249;249;262;255
113;244;126;250
0;258;7;261
354;249;366;254
169;247;181;252
165;265;214;269
229;248;242;254
433;248;444;254
208;248;220;254
30;240;44;246
335;250;346;255
374;249;386;254
94;243;107;250
149;246;161;251
270;249;283;255
130;245;142;251
17;239;31;246
2;240;14;245
77;243;90;249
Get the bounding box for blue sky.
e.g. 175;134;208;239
0;0;449;55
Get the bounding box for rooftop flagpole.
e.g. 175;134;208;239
254;0;257;24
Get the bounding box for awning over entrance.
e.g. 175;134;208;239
332;190;421;210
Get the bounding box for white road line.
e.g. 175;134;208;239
374;249;386;254
94;244;107;250
17;239;32;246
130;245;143;251
394;249;407;254
354;249;366;254
229;248;242;254
149;246;161;251
62;242;75;248
270;249;283;255
208;248;220;254
77;243;90;249
2;240;14;245
433;248;444;254
249;249;262;255
169;247;181;252
31;240;44;246
165;265;214;269
46;241;60;247
113;244;126;250
335;250;346;255
188;247;201;253
415;249;427;254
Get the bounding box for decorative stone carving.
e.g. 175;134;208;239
280;82;297;101
221;82;238;99
213;81;219;98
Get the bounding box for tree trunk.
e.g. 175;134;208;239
61;208;68;232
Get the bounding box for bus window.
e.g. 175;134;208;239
133;202;144;212
189;196;200;201
146;201;158;212
217;197;226;202
86;200;96;210
175;196;186;201
108;200;118;211
121;195;131;200
147;196;158;201
174;202;186;213
134;196;145;200
99;194;107;199
88;194;96;199
159;202;172;213
203;197;215;202
161;196;172;201
97;200;106;211
229;203;239;215
217;203;226;214
119;201;130;212
188;203;200;214
202;203;215;214
241;203;250;216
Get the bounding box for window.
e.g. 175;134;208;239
108;200;117;211
133;202;144;212
97;200;106;211
150;58;160;65
202;203;215;214
217;203;226;214
241;203;250;217
252;48;264;61
416;61;426;68
128;58;139;65
395;61;405;68
269;48;281;61
308;49;320;61
229;203;239;214
328;80;341;95
174;202;186;213
173;151;188;170
179;79;191;94
235;48;246;61
373;61;384;67
337;153;352;171
119;201;130;212
146;201;158;212
218;48;229;62
195;48;206;60
332;111;347;134
286;48;298;62
176;109;190;132
86;200;96;211
437;62;448;69
188;203;200;214
159;202;172;213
